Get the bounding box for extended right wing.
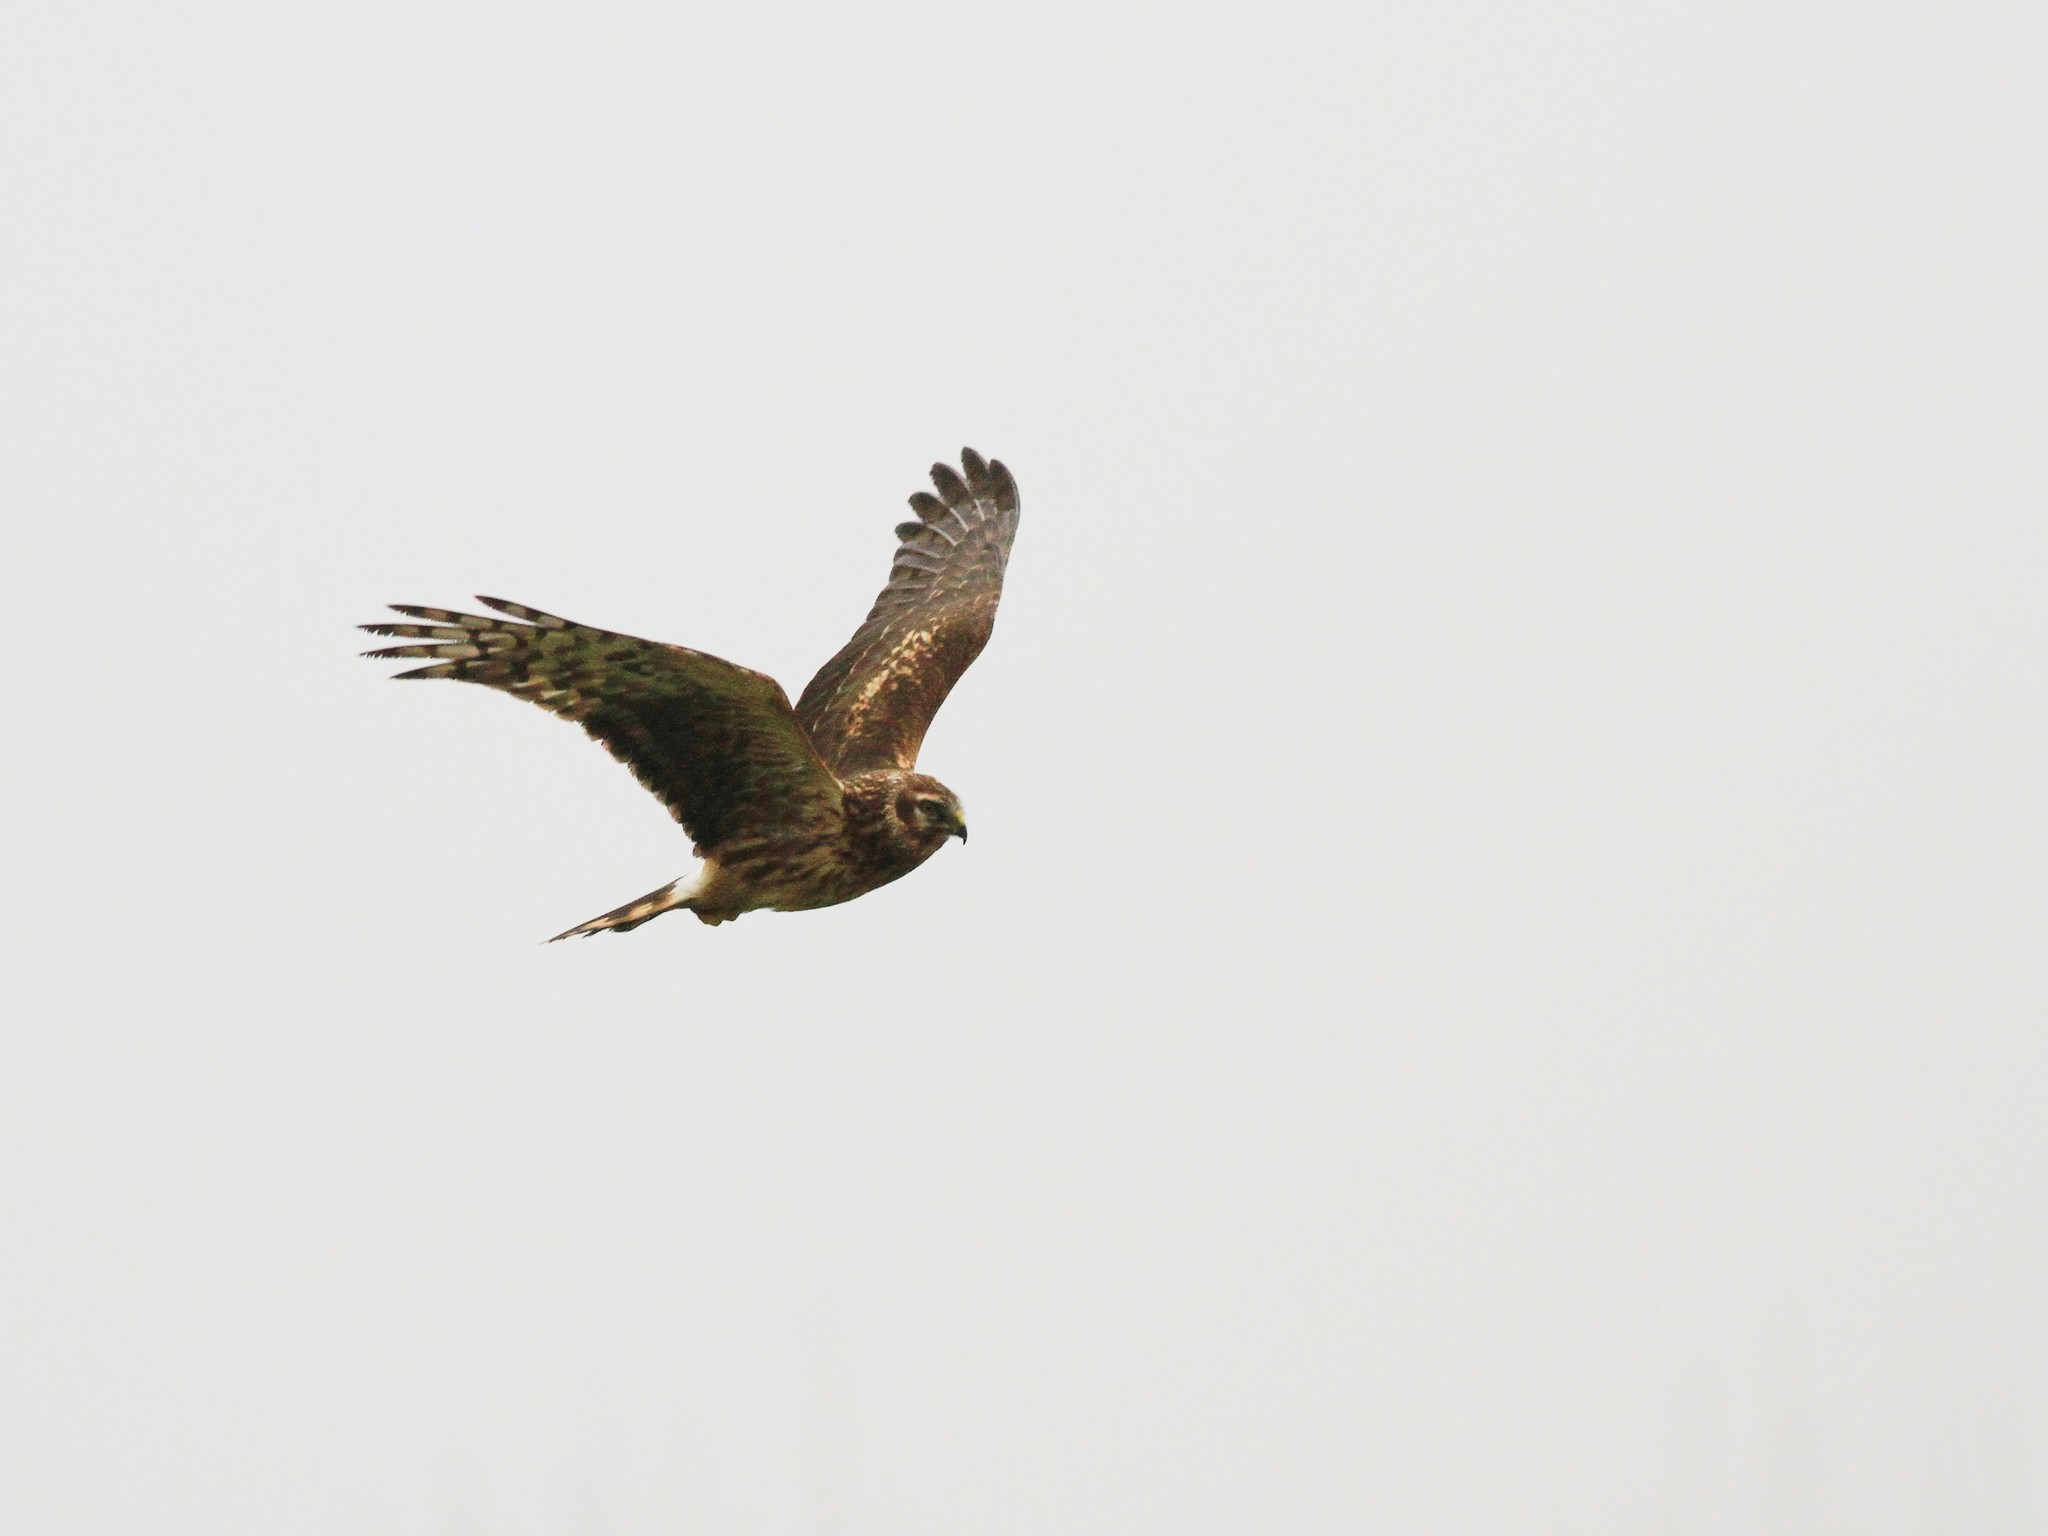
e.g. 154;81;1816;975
362;596;842;853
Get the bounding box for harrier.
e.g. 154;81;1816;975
362;449;1020;939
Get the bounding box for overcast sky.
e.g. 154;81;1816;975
2;1;2043;1531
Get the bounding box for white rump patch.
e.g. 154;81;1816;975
666;860;716;902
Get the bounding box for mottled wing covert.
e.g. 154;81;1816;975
362;597;842;851
796;449;1021;776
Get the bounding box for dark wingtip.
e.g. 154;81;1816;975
986;457;1018;510
929;461;971;508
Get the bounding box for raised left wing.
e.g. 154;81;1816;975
795;449;1020;776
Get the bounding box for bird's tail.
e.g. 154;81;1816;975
548;878;696;941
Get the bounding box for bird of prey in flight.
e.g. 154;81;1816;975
362;449;1020;939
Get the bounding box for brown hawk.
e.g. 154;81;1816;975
361;449;1021;939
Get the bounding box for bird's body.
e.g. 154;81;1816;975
362;450;1018;939
561;769;965;937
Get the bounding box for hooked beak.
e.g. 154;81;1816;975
948;809;969;843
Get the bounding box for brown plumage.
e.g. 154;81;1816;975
360;449;1020;938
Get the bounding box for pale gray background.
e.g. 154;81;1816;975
2;0;2042;1531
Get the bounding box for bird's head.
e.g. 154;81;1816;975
893;776;968;847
